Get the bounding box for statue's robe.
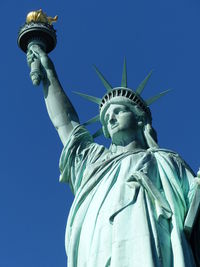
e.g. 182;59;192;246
59;125;197;267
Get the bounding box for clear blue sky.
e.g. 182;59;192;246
0;0;199;266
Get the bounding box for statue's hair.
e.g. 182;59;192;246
131;104;158;145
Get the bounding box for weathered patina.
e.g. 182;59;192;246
19;10;200;267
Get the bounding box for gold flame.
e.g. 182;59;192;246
26;9;58;25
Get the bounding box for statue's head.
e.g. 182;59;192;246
102;103;146;146
99;87;159;147
75;59;169;148
99;87;151;139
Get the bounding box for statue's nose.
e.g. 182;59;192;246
109;113;117;124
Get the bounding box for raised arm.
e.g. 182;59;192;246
27;44;80;145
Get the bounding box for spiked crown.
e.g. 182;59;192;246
99;87;152;124
74;59;170;139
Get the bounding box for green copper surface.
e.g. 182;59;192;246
136;70;153;95
83;114;100;126
93;65;113;92
121;57;127;88
92;127;103;138
73;91;101;104
23;41;200;266
146;89;171;105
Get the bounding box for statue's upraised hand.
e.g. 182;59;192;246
27;44;55;85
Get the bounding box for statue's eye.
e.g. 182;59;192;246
114;108;122;114
116;108;126;114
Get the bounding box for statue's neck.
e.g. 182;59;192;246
110;129;148;152
110;139;147;154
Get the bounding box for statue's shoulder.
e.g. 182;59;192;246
148;147;195;175
147;147;179;157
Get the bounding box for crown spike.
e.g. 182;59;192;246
145;89;171;106
136;70;153;95
83;114;100;126
73;91;101;104
121;57;127;87
93;65;113;92
92;128;104;138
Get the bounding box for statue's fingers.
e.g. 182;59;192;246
27;50;33;59
27;51;33;60
29;44;40;51
31;50;40;58
29;44;46;57
27;58;32;67
26;49;31;56
27;53;37;66
27;54;32;65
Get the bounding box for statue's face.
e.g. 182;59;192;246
104;104;138;143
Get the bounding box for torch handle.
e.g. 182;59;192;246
28;41;46;86
30;58;42;86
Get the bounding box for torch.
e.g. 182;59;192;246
17;9;58;86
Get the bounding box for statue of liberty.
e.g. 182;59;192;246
22;10;200;267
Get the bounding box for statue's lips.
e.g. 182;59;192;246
110;123;119;130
